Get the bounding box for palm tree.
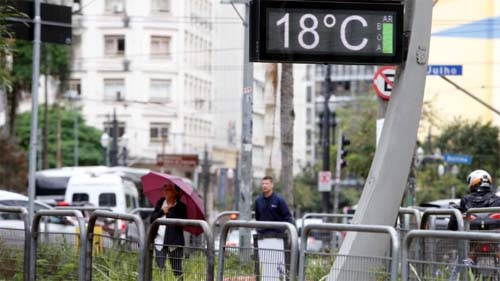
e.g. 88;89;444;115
280;63;294;205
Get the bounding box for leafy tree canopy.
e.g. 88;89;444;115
416;119;500;204
16;105;104;167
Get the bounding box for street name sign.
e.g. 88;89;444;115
373;66;396;100
444;153;473;165
427;65;462;76
250;0;404;64
318;171;332;192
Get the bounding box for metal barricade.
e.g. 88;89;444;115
396;208;422;263
402;230;500;281
130;207;154;238
0;206;29;281
30;209;86;281
86;210;145;281
398;208;421;231
299;213;354;252
145;218;214;281
419;208;466;276
420;208;464;231
301;213;354;225
216;220;298;281
298;223;399;281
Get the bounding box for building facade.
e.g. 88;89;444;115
71;0;215;177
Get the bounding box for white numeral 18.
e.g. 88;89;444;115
276;13;320;49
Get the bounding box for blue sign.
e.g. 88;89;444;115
444;153;473;165
427;65;463;76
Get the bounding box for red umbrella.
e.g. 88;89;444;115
141;171;205;235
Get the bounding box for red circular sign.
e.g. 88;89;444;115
372;66;396;100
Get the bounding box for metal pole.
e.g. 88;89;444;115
27;1;41;278
239;2;253;248
73;99;79;166
321;65;332;214
111;109;118;166
334;129;342;214
203;147;210;216
28;0;42;224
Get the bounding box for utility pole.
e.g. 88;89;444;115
202;147;210;216
334;129;342;214
73;98;79;167
321;65;333;214
27;0;41;224
110;109;118;166
239;2;254;248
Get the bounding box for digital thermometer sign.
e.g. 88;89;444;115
250;1;404;64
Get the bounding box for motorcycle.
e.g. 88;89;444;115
468;212;500;280
450;202;500;280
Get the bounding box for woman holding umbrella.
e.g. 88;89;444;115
150;182;187;280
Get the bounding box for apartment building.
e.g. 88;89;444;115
71;0;215;176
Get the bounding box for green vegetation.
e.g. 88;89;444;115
16;105;104;168
417;120;500;204
292;98;500;210
0;237;24;281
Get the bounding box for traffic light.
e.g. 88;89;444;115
339;135;350;169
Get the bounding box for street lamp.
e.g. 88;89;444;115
100;132;110;166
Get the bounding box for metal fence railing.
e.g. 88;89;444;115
402;230;500;281
299;223;399;281
216;220;298;281
0;206;30;281
86;210;146;281
31;209;87;281
130;207;154;230
419;208;467;272
145;218;214;281
420;208;464;231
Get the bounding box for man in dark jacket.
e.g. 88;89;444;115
254;176;294;234
254;176;294;280
448;169;500;230
150;183;187;280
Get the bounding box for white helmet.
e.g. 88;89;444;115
466;169;492;191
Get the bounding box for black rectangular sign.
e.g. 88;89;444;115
5;1;72;45
250;0;404;65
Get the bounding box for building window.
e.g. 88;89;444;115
103;79;125;101
151;0;170;13
150;36;171;58
150;123;170;142
105;0;125;14
104;121;126;138
150;79;171;101
306;86;312;103
306;108;312;124
306;129;312;146
69;79;81;96
104;35;125;56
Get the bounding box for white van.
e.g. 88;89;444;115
64;172;139;213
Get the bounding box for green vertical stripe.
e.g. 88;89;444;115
383;23;393;54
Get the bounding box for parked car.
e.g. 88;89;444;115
0;190;78;235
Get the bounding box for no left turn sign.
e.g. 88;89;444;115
373;66;396;100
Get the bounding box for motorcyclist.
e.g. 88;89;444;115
448;169;500;230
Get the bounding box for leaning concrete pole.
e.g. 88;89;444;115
330;0;433;280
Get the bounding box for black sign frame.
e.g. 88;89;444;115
250;0;404;65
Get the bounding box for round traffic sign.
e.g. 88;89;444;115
372;66;396;100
